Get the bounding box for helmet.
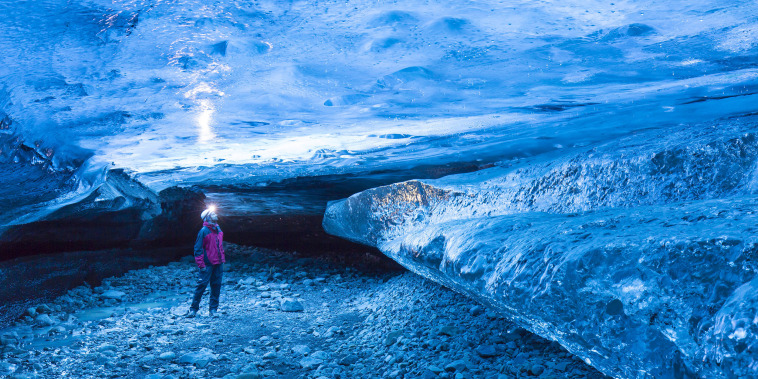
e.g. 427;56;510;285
201;206;218;222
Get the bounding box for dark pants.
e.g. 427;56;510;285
190;264;223;312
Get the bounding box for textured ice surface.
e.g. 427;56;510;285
3;1;758;374
324;121;758;378
3;1;758;198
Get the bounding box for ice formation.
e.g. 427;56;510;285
4;0;758;218
324;121;758;378
2;0;758;376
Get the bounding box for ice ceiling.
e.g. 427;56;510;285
3;0;758;191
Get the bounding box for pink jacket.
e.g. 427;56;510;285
193;222;225;268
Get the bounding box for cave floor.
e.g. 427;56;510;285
0;243;608;379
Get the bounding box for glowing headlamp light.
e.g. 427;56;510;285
201;205;219;221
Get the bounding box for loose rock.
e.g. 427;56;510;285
530;364;545;376
0;243;607;379
280;298;304;312
475;344;498;358
292;345;311;356
299;356;323;369
445;360;467;372
100;290;126;301
35;314;55;326
339;354;359;366
236;372;261;379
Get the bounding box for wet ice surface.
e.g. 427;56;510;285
3;0;758;220
324;120;758;378
0;244;606;379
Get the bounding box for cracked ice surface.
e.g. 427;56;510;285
324;121;758;378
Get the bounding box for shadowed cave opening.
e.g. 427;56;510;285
0;161;500;327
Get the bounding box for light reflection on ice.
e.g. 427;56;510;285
197;99;215;143
323;121;758;378
1;0;757;189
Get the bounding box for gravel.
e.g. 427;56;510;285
0;243;609;379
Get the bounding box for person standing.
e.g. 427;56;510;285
187;206;225;318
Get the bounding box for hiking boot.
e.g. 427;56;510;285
186;310;197;318
209;310;218;318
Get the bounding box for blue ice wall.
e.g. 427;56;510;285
2;1;758;376
324;120;758;378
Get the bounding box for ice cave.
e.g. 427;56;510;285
1;0;757;378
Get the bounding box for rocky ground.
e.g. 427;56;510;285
0;243;609;379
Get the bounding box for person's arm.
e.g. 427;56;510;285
219;231;226;263
193;228;208;268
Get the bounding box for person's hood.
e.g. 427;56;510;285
203;222;220;233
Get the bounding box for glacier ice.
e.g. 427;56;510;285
4;0;758;240
324;121;758;378
2;0;758;375
3;0;758;191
